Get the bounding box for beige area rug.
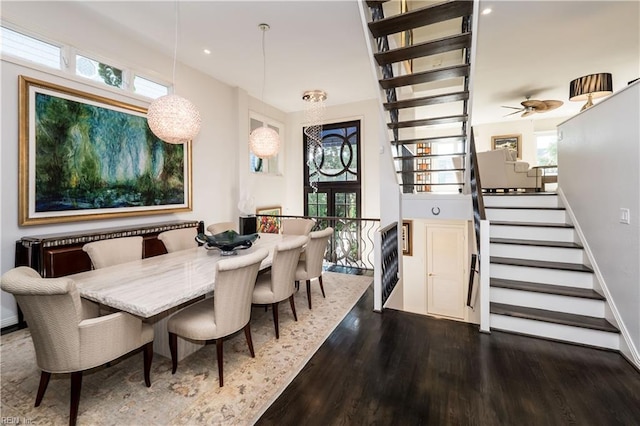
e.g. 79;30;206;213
1;272;372;425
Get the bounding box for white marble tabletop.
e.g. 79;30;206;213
71;233;288;318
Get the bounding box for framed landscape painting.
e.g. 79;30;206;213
256;206;281;234
491;134;522;159
18;76;192;225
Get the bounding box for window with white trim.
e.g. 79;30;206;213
0;26;61;69
1;24;169;99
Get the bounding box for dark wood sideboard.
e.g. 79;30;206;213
15;220;204;279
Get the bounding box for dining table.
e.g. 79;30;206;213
69;232;292;360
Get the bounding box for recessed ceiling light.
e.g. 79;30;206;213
203;49;211;55
482;8;492;15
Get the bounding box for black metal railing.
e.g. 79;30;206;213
378;221;399;311
467;128;485;308
254;214;380;271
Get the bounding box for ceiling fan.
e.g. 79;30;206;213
502;96;564;117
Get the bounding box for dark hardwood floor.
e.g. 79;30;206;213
258;287;640;425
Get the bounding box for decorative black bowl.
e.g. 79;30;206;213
196;231;259;256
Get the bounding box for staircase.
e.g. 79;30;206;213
485;192;620;350
365;0;474;193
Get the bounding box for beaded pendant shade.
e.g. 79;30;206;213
249;23;280;159
147;94;201;144
249;125;280;158
147;2;201;144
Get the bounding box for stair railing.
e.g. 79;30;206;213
375;221;399;312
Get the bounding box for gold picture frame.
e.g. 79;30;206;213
491;134;522;159
18;76;192;225
402;220;413;256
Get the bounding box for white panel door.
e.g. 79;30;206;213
427;224;466;319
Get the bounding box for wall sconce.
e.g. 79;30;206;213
569;73;613;111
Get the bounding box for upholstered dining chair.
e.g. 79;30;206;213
295;227;333;309
158;227;198;253
82;236;143;269
207;221;237;235
281;218;315;236
252;235;308;339
167;248;268;387
0;266;154;426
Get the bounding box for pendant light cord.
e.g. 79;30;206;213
259;24;269;117
172;1;179;90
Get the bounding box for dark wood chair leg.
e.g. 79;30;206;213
244;323;255;357
216;339;224;387
69;371;82;426
318;275;326;298
169;332;178;374
143;342;153;387
35;371;51;407
306;280;312;309
272;302;280;339
295;280;300;291
289;295;298;322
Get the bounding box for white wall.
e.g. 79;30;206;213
558;82;640;361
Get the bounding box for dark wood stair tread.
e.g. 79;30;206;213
387;114;467;129
379;64;469;89
375;33;471;65
490;238;583;249
490;257;593;273
490;302;619;333
390;135;466;145
485;206;565;211
490;278;604;300
490;221;574;228
384;91;469;110
368;0;473;38
483;192;557;196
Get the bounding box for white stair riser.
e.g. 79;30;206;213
490;224;577;242
483;195;559;208
491;264;594;288
490;243;584;264
490;314;619;350
486;209;567;224
490;287;605;317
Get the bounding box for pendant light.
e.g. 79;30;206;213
249;23;280;159
147;2;201;144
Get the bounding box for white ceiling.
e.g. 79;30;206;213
67;1;640;124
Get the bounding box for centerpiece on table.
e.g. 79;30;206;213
196;230;260;256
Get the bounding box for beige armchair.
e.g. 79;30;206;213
0;267;153;426
207;221;237;235
295;227;333;309
158;228;198;253
476;149;541;191
82;236;143;269
281;218;315;236
252;235;308;338
167;248;268;386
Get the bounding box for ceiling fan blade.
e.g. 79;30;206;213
542;100;563;111
501;105;524;110
521;110;536;118
504;109;524;117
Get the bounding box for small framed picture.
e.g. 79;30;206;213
491;134;522;159
256;206;281;234
402;220;412;256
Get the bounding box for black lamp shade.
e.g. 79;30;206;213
569;73;613;101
